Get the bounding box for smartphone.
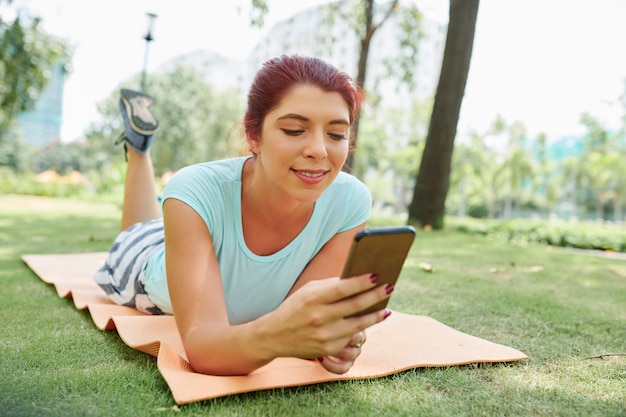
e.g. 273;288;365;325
341;225;416;316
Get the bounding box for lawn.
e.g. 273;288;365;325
1;193;624;416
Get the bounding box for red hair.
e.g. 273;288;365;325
243;55;363;144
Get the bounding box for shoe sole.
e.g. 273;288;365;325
120;89;159;135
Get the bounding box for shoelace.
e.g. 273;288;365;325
114;132;129;162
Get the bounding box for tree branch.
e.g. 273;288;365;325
371;0;399;34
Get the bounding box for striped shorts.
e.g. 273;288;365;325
94;218;166;315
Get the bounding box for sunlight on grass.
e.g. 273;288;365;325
1;194;625;416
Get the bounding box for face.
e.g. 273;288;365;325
249;84;351;204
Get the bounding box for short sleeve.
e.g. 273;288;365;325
336;173;372;232
162;164;219;232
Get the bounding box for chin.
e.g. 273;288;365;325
292;187;326;204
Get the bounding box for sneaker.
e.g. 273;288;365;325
120;89;158;135
116;88;159;154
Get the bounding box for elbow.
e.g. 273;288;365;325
184;345;262;376
186;353;256;377
181;322;271;376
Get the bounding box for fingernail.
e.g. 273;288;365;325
385;284;395;294
370;274;379;283
317;357;324;362
383;310;392;319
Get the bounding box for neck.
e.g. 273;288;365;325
240;158;314;255
242;157;313;223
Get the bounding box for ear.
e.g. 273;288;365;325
247;134;261;155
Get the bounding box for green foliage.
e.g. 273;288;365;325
147;65;246;172
29;141;92;174
85;64;245;176
0;166;85;199
358;98;430;212
446;104;626;223
0;4;72;140
249;0;269;27
0;119;29;171
0;61;245;204
382;3;424;90
449;216;626;253
0;162;130;204
320;0;421;93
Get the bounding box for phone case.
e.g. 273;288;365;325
341;226;416;316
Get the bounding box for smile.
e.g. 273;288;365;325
292;169;328;185
295;170;325;178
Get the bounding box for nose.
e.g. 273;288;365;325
304;130;327;160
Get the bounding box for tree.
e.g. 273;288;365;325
498;122;535;219
447;131;496;218
0;1;71;144
330;0;421;171
533;133;560;218
357;97;430;215
407;0;479;229
576;112;620;220
0;120;29;171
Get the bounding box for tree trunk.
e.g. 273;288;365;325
344;0;375;174
344;0;399;175
407;0;479;229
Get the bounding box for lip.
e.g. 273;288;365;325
291;168;329;185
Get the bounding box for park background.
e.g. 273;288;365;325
3;0;626;230
1;1;625;416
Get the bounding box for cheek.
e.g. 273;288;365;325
329;140;350;159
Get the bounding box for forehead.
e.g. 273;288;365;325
269;85;350;122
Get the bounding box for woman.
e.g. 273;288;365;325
95;55;394;376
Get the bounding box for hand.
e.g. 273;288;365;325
318;330;367;374
258;274;391;364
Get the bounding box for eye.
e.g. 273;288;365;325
328;133;348;141
282;129;304;136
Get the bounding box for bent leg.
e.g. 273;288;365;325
116;88;162;230
121;149;162;230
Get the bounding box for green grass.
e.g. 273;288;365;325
1;193;624;416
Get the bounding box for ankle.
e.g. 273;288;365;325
126;146;152;162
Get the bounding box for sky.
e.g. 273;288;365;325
8;0;626;143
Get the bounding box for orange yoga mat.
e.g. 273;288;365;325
22;252;528;404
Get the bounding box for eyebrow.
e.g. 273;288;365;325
276;113;350;126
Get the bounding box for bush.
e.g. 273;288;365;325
0;167;84;198
447;216;626;253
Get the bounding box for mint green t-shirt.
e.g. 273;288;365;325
144;157;371;325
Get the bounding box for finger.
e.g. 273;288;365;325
330;343;361;362
338;309;391;349
321;330;368;364
313;273;379;305
347;330;366;348
318;356;354;375
332;282;394;319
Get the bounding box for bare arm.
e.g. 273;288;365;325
164;199;389;376
164;198;269;375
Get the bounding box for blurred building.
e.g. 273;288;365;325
18;61;67;147
246;3;446;103
163;3;446;106
157;50;248;93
